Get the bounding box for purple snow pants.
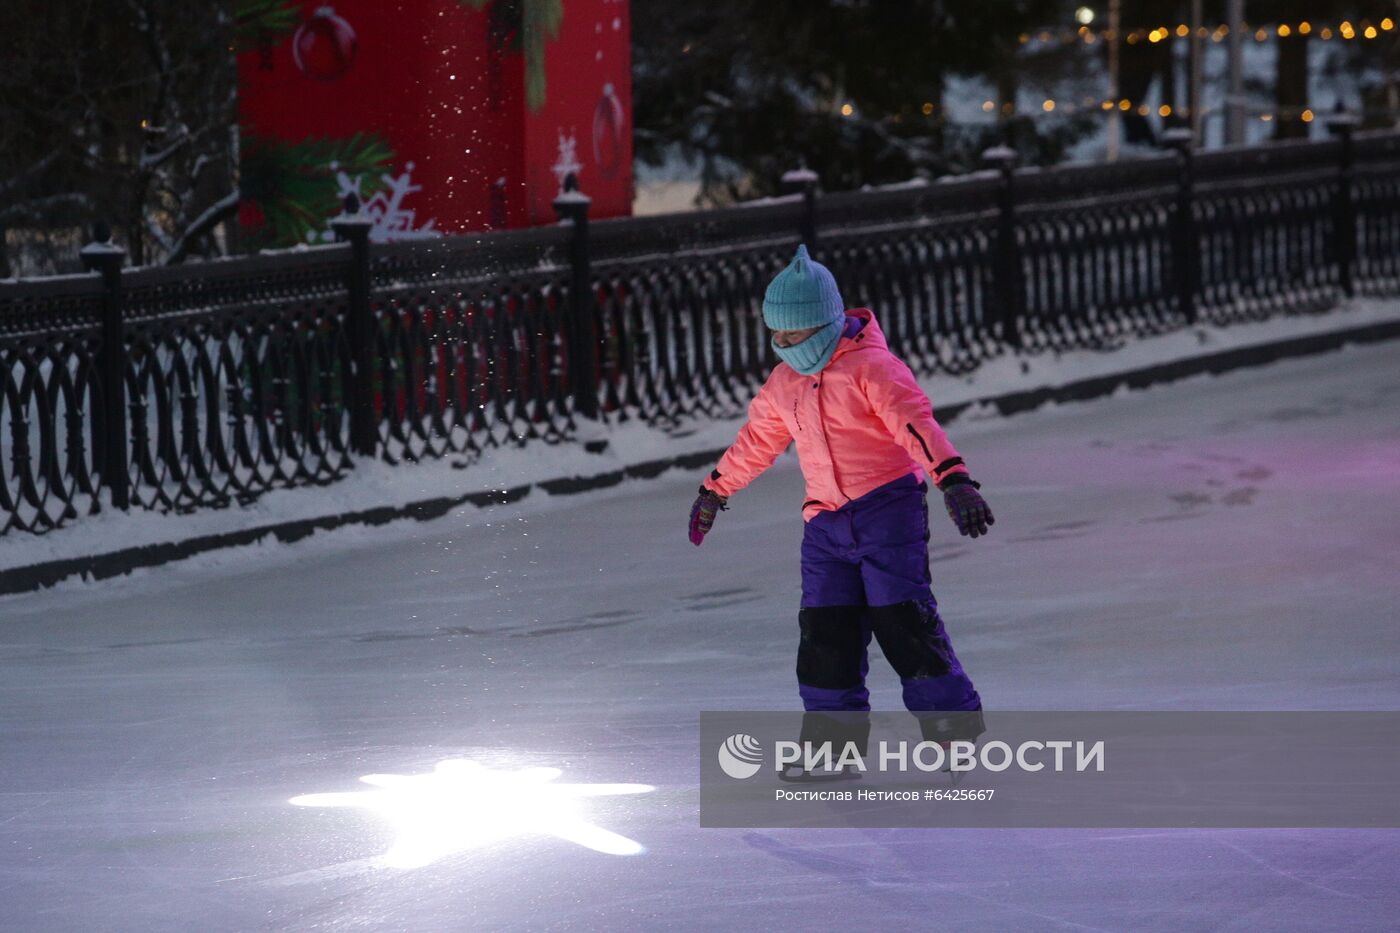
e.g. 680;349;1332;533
796;472;982;716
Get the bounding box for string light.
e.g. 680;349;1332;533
1016;17;1395;47
920;96;1362;125
841;103;854;116
894;12;1393;128
890;90;1390;126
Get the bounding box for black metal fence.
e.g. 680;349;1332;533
3;122;1399;538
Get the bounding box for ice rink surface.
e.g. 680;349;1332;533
2;341;1398;931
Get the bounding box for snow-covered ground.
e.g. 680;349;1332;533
1;338;1398;930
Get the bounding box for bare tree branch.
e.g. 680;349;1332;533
0;154;59;200
0;193;94;226
145;214;174;253
163;190;239;265
139;127;192;171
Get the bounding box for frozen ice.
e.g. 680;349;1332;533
1;339;1398;929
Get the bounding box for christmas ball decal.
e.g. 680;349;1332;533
293;6;357;81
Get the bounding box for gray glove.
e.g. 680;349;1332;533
939;475;994;538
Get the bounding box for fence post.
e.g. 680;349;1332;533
781;166;820;249
1163;127;1199;324
331;193;378;458
553;173;598;420
80;223;129;510
1327;108;1360;299
982;146;1022;349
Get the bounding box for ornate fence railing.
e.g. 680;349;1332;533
3;123;1399;538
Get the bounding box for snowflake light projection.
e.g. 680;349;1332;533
290;759;653;868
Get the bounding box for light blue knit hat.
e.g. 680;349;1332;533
763;245;847;375
762;244;845;331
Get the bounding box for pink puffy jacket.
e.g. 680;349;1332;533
702;308;969;521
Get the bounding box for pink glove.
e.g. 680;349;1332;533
688;487;728;546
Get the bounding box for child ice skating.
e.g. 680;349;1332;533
688;244;992;748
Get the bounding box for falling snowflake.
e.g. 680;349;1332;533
290;758;652;868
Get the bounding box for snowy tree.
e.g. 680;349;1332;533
0;0;255;274
631;0;1092;206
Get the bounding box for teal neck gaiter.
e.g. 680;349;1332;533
772;318;843;375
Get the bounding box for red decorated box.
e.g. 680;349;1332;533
238;0;632;245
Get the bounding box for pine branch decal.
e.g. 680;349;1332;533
522;0;563;112
454;0;563;111
233;0;299;52
240;132;395;248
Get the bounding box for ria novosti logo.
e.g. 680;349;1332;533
716;732;1107;779
717;733;764;779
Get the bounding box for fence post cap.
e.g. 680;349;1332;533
553;173;592;222
552;190;593;206
330;192;374;235
980;145;1017;168
1326;109;1361;132
1161;127;1194;149
79;241;126;258
80;224;126;270
781;167;820;186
